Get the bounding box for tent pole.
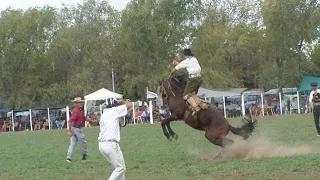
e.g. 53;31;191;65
297;91;300;114
279;92;282;115
261;93;264;116
241;94;245;116
11;110;14;132
132;103;136;124
84;100;87;116
223;96;226;118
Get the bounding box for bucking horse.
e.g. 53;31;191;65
160;77;258;151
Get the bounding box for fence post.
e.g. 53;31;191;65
47;108;51;130
29;109;33;131
149;101;153;124
11;110;14;132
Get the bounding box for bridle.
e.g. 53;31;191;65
161;79;177;103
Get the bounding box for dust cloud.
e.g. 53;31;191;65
194;137;319;160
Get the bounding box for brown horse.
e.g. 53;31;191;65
160;77;258;148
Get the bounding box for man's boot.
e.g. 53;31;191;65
186;95;201;116
199;99;209;109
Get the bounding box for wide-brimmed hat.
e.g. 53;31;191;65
71;97;85;103
310;82;318;86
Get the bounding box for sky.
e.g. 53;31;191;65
0;0;131;11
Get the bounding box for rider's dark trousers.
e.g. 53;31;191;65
313;105;320;134
183;77;202;97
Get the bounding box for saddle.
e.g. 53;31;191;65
185;94;209;115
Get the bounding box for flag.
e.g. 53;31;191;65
147;90;158;99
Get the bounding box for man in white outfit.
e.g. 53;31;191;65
98;97;132;180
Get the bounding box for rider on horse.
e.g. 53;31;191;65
170;49;208;116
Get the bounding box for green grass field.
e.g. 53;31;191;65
1;114;320;180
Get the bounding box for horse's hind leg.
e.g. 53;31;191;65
205;134;232;147
205;131;234;160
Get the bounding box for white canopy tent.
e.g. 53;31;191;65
84;88;123;116
197;88;241;98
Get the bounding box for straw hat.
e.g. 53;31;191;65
71;97;85;103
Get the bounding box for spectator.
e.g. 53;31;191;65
134;108;143;124
141;109;149;123
163;104;170;119
56;111;66;129
14;121;21;131
1;119;9;132
125;111;132;124
153;106;161;123
159;106;165;122
34;117;41;130
43;116;50;130
235;103;242;117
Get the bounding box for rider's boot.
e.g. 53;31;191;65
184;94;201;116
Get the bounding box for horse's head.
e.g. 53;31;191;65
160;77;185;95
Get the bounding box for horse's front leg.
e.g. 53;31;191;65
161;118;171;141
161;114;179;141
166;114;179;140
166;121;178;140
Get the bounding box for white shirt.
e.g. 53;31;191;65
98;105;128;142
174;56;201;75
309;89;320;104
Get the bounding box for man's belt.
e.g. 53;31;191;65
99;139;119;144
72;124;82;128
189;73;201;78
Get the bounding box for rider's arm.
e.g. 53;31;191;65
171;59;188;76
170;68;177;75
174;60;188;70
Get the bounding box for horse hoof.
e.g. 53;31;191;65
167;136;173;141
172;134;178;140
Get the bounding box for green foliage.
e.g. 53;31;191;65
0;0;320;108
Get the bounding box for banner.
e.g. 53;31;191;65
147;90;158;99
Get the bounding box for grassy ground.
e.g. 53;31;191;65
1;114;320;180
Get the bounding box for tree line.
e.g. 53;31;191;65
0;0;320;109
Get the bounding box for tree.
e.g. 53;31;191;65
0;7;57;109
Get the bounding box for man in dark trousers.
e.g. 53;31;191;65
66;97;96;163
309;82;320;136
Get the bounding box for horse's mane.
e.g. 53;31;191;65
159;77;186;99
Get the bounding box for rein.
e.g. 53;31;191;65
161;79;176;103
166;79;176;97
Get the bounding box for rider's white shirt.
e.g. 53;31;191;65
309;89;320;104
175;56;201;75
98;105;127;142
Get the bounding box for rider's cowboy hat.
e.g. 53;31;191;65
183;48;193;56
71;97;85;103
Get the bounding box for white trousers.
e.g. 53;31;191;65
99;141;126;180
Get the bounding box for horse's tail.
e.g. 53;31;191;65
228;114;258;139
